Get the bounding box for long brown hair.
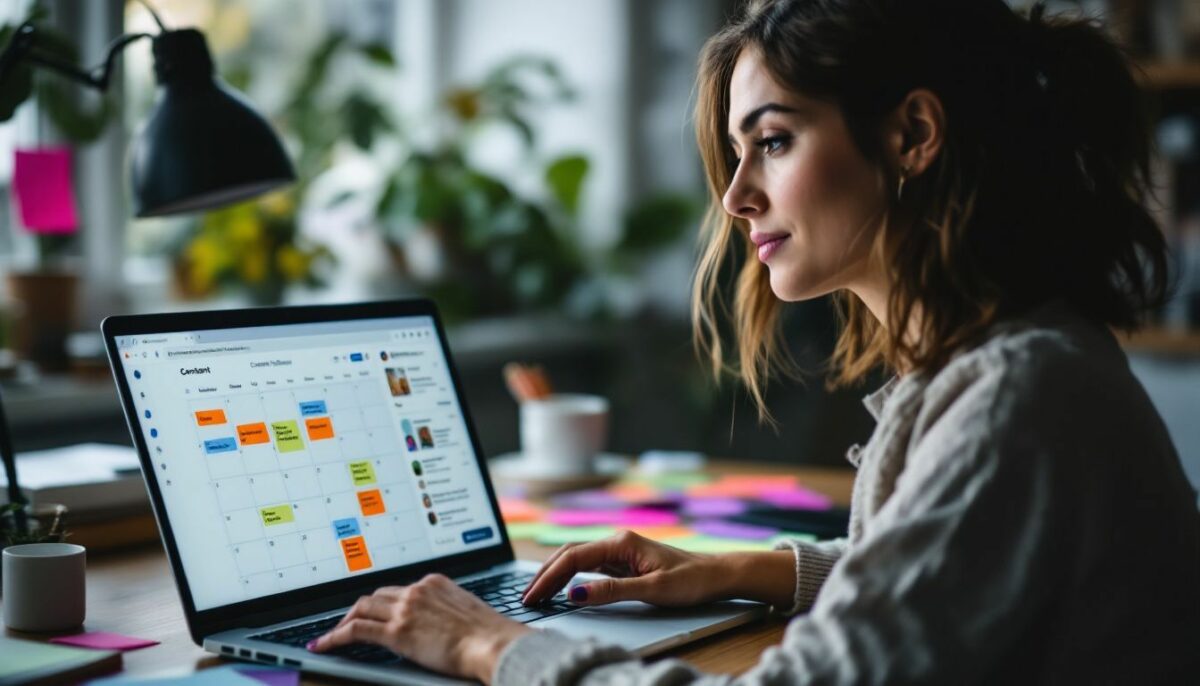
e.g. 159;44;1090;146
691;0;1169;422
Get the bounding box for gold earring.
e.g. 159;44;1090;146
897;166;911;202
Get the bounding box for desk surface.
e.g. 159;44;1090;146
3;462;854;683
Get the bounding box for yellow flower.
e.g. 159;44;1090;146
185;235;227;294
239;248;268;284
227;213;262;245
445;88;482;121
260;191;294;219
276;245;311;282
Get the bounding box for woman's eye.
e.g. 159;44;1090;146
756;134;791;156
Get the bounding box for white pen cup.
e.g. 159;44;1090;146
519;394;609;476
2;542;86;633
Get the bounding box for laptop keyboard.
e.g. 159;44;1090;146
249;571;575;664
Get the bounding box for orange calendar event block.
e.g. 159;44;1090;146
305;417;335;440
341;536;372;572
237;422;270;446
194;409;227;426
357;489;386;516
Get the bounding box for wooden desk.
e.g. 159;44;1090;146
3;463;854;683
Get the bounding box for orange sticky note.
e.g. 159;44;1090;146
237;422;270;446
195;409;227;426
625;525;694;541
357;489;385;516
305;417;335;440
341;535;372;572
499;497;541;523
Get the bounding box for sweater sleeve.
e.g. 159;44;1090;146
770;538;846;616
494;361;1067;686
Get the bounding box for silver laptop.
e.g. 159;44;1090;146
102;299;764;685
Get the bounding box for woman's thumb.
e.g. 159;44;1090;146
569;575;655;606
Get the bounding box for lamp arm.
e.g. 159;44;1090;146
2;21;153;92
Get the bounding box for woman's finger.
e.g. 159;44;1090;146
522;542;579;600
335;594;399;629
310;617;391;653
522;536;632;604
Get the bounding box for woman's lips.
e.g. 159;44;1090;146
756;235;788;262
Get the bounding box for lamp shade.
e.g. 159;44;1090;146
130;29;294;217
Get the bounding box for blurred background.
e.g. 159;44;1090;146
0;0;1197;485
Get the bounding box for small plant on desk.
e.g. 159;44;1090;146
0;502;68;547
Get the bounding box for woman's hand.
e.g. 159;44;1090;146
308;574;532;683
522;530;731;608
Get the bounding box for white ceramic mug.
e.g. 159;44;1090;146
519;394;609;476
3;542;86;632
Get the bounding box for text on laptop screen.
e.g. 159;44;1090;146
114;316;501;611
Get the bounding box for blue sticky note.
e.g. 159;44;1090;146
298;400;328;416
332;518;361;539
204;437;237;455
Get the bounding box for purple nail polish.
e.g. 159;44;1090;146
306;639;318;651
570;585;588;602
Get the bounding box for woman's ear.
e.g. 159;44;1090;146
886;89;945;177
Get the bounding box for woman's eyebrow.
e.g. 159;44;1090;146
736;102;800;134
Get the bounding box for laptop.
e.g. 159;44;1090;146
101;299;764;685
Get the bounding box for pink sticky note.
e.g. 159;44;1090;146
757;487;833;511
547;509;626;526
13;147;79;234
692;519;779;541
682;497;748;518
50;631;160;651
617;508;680;527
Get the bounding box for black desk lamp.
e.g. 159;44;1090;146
0;11;296;532
0;16;296;217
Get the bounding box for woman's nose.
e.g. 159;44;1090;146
722;166;766;219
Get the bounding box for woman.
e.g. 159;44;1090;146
310;0;1200;682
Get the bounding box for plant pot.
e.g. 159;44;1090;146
6;270;78;372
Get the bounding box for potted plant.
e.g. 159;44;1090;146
1;9;113;370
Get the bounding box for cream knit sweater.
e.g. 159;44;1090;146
494;302;1200;685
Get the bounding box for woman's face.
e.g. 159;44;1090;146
723;48;888;303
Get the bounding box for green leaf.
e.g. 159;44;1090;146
616;193;700;254
343;92;392;150
0;24;34;122
359;43;396;67
544;154;589;217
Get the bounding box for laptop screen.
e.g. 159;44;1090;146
112;315;502;612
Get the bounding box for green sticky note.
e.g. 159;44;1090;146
271;420;305;452
348;461;377;486
770;531;818;545
666;535;776;553
260;504;295;526
626;472;712;490
505;522;557;540
533;525;617;546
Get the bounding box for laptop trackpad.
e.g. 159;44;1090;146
536;600;762;654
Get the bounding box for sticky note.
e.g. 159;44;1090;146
298;400;327;416
203;437;237;455
13;147;78;233
340;535;372;571
533;525;617;546
357;489;385;516
681;497;748;518
505;522;556;540
50;631;159;651
691;519;778;541
667;535;776;553
756;487;833;511
551;490;625;510
333;518;361;539
304;417;335;441
237;667;300;686
271;421;305;452
348;461;376;486
259;505;294;526
499;497;541;523
194;409;227;426
237;423;270;446
624;525;694;541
